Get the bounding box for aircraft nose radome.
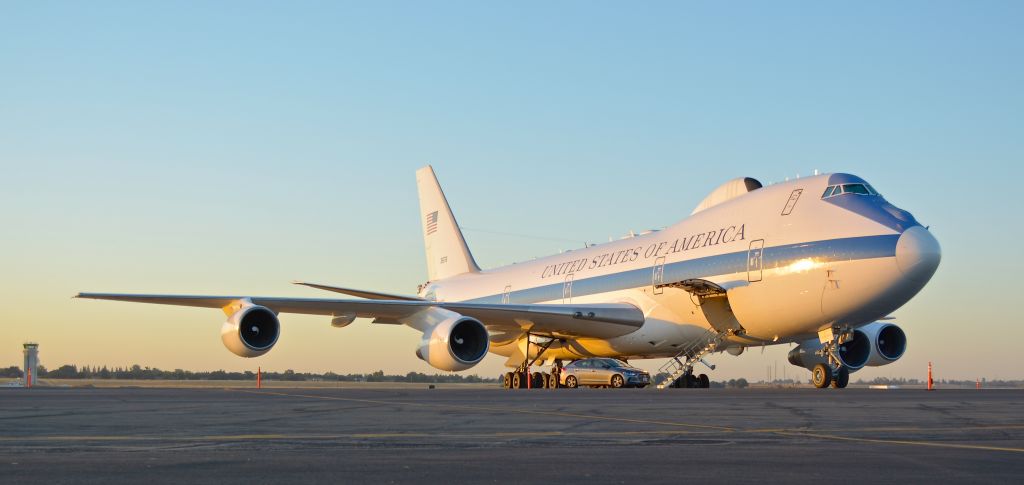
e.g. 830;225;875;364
895;226;941;282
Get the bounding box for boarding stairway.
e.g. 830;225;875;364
654;328;730;389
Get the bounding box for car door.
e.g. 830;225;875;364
574;360;592;384
594;360;613;385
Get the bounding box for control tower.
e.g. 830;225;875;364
23;343;39;387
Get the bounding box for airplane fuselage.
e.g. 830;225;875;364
422;173;939;363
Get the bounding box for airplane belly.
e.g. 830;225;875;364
487;287;703;361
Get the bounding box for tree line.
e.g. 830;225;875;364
0;364;497;383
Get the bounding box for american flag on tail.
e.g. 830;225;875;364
425;211;439;235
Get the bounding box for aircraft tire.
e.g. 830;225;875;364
812;364;832;389
531;372;545;389
565;375;578;389
548;373;559;389
502;372;511;389
698;374;710;388
512;372;523;389
687;374;699;388
832;366;850;389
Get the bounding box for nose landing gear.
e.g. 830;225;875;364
811;363;850;388
811;328;853;389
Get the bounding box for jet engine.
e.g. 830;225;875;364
415;316;489;371
859;322;907;367
787;330;870;371
221;305;280;357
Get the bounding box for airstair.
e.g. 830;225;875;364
654;328;730;389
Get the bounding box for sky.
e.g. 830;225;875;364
2;1;1022;381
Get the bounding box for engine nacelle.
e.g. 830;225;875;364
787;329;870;371
859;322;907;367
221;305;280;358
415;316;489;372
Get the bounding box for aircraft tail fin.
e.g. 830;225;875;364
416;165;480;281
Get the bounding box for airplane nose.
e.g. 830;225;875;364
895;226;941;283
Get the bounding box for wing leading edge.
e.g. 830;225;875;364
75;293;644;339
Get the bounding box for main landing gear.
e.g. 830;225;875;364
501;335;561;390
502;363;562;389
668;371;710;389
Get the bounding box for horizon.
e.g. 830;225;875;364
3;2;1022;381
7;360;1018;386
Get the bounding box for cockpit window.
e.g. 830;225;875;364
842;184;871;195
822;183;879;199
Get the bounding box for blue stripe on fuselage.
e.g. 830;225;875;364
466;234;899;305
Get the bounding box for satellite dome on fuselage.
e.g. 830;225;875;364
691;177;763;215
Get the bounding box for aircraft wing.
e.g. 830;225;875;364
291;281;425;301
75;293;645;339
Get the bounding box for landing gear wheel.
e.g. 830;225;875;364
531;372;545;389
565;375;578;389
698;374;710;389
611;374;624;388
502;372;511;389
511;372;524;389
548;373;559;389
812;363;833;389
687;374;699;388
831;366;849;389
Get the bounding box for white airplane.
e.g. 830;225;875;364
79;166;940;389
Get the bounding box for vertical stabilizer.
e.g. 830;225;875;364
416;166;480;281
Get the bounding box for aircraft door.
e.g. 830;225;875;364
502;285;511;304
563;273;573;303
748;239;764;283
652;257;666;295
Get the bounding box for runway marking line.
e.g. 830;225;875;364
233;389;1024;454
774;431;1024;454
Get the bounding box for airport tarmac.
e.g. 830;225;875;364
1;387;1021;484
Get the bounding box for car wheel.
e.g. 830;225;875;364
565;375;578;389
611;374;624;388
